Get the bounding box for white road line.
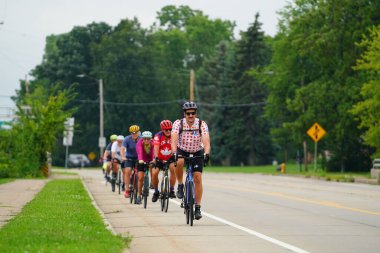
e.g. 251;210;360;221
98;180;311;253
169;198;311;253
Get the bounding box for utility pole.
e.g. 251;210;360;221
190;69;194;101
25;75;29;96
99;78;104;158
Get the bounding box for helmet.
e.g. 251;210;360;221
141;131;152;138
129;125;140;133
110;134;117;141
117;135;124;141
182;101;197;111
160;120;172;130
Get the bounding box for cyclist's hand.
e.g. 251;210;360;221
204;153;210;166
138;160;144;164
173;152;178;167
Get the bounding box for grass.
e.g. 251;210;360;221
204;163;371;183
0;179;129;253
53;171;78;176
0;178;15;185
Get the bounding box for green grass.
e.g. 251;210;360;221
53;171;78;176
0;178;15;185
204;164;371;183
0;179;129;253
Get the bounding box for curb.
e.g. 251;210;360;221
80;176;118;235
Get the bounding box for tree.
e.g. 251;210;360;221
351;25;380;157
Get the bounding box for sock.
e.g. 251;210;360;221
195;204;201;209
170;186;174;191
155;188;159;194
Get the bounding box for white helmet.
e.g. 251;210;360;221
117;135;124;141
141;131;152;138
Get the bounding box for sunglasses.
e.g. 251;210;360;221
143;138;151;141
164;129;172;131
185;112;196;116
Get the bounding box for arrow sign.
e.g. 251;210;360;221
307;122;326;142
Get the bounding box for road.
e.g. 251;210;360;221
77;169;380;253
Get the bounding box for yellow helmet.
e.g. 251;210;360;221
110;134;117;141
129;125;140;133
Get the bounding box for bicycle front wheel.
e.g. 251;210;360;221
117;169;122;194
160;179;164;212
143;174;149;209
188;182;195;226
164;175;169;212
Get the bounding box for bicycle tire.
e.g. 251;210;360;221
185;182;190;224
133;174;138;204
189;181;195;226
117;169;121;194
160;179;164;212
143;173;149;209
164;175;169;212
111;174;116;192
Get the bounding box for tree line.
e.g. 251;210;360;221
2;2;380;177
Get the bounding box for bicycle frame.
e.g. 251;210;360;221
179;154;203;226
158;159;170;212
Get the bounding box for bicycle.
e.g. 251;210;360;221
129;160;138;204
177;154;203;226
139;162;151;209
157;159;170;213
111;159;122;194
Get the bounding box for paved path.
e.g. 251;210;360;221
0;179;47;228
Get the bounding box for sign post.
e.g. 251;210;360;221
306;122;326;171
63;117;75;168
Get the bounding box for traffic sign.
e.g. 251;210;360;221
98;137;106;148
307;122;326;142
88;152;96;161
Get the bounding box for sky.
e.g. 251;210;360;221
0;0;289;111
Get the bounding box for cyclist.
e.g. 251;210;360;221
111;135;126;190
171;101;211;220
151;120;176;202
102;134;117;182
122;125;140;198
135;131;154;204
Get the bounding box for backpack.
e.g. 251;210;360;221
178;118;203;137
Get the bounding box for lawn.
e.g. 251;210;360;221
204;163;371;183
0;178;15;185
0;179;129;253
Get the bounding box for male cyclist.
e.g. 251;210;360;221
152;120;176;202
122;125;140;198
136;131;154;204
102;134;117;182
111;135;126;191
171;101;211;220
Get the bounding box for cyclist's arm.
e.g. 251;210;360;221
120;146;126;161
153;135;160;158
171;132;179;153
201;122;211;154
102;150;109;160
135;139;144;161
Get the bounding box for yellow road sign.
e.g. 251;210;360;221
307;123;326;142
88;152;97;161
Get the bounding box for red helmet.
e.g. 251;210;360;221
160;120;172;130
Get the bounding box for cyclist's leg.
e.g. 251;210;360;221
169;162;176;188
193;153;204;220
137;165;144;196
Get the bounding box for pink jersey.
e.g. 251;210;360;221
172;118;209;153
136;139;154;162
154;131;172;161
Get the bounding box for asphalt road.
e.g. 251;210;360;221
77;169;380;253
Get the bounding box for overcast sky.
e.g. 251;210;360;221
0;0;289;108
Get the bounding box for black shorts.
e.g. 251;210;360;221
177;149;204;173
112;158;125;168
137;163;150;172
106;155;112;162
155;157;174;170
124;158;137;169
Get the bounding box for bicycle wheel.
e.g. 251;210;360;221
185;182;190;224
189;181;195;226
160;179;165;212
133;174;138;204
111;173;116;192
117;169;122;194
143;174;149;209
164;175;169;212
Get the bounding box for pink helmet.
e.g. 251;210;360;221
160;120;172;130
